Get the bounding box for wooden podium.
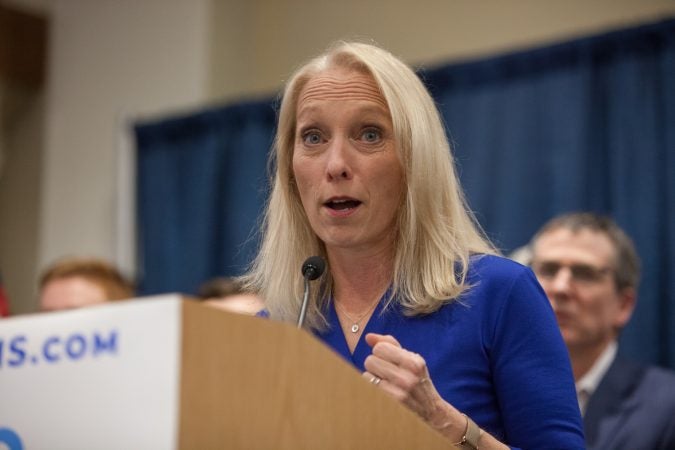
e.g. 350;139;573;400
0;296;454;449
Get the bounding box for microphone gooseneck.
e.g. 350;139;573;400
297;256;326;328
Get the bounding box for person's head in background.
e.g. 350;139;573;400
39;257;135;312
197;277;264;315
529;212;640;378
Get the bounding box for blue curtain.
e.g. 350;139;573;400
135;100;276;295
135;19;675;368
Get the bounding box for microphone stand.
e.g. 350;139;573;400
297;276;311;329
296;256;325;329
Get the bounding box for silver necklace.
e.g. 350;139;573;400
334;297;381;333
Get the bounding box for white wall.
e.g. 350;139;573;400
39;0;210;276
2;0;211;313
209;0;675;101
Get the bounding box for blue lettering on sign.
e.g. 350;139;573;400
1;329;119;369
8;336;27;368
66;334;86;360
0;427;23;450
93;331;118;356
0;337;27;369
43;336;61;363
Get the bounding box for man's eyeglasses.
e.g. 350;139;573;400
532;261;612;284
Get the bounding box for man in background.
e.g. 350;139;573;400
39;257;135;312
529;212;675;450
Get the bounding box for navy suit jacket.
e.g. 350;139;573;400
584;357;675;450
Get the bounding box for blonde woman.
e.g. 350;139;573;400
246;41;584;449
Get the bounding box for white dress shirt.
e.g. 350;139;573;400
575;341;618;416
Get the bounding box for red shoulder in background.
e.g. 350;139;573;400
0;273;10;317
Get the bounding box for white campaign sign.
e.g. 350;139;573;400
0;295;183;450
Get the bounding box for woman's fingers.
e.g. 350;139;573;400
364;350;426;392
371;342;427;375
365;332;400;348
363;334;465;439
363;339;435;413
362;370;427;414
363;333;448;422
366;333;426;376
366;334;427;375
362;371;383;386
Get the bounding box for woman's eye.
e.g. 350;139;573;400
361;128;382;143
302;131;323;145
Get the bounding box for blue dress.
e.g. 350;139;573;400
313;255;585;450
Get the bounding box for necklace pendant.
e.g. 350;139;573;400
351;323;360;333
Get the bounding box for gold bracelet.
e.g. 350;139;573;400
453;413;482;450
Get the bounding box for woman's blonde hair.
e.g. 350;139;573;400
244;41;495;330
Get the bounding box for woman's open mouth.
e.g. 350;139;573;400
325;198;362;210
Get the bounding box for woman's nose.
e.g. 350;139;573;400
325;136;353;181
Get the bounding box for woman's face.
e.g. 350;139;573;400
292;67;404;256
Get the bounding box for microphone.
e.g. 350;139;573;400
297;256;326;328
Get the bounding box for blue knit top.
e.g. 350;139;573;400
314;254;585;449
